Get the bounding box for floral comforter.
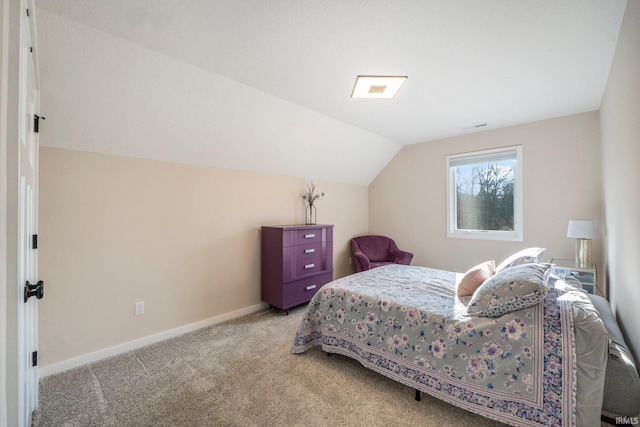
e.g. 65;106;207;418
291;264;582;426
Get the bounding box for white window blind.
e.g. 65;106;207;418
448;149;517;167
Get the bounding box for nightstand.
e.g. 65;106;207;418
550;258;596;294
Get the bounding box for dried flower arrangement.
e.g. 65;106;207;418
302;182;325;206
302;182;324;225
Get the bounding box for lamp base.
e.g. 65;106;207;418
575;238;592;268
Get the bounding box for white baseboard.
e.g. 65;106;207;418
39;302;270;378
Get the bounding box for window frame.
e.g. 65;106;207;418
446;145;523;241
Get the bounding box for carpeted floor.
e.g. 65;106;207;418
33;306;507;427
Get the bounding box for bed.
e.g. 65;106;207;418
291;255;609;426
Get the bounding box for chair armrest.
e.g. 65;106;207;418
353;251;371;272
389;249;413;265
388;240;414;265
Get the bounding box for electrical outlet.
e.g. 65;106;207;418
134;301;144;316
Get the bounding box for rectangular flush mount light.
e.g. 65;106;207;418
351;75;408;99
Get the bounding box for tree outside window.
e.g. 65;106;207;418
446;146;523;241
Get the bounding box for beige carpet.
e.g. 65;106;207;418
33;306;507;427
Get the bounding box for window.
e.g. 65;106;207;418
446;146;523;241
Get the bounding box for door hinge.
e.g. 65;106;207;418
24;280;44;302
32;234;38;249
34;114;45;133
32;351;38;367
26;8;29;17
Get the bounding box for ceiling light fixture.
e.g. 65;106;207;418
351;75;408;99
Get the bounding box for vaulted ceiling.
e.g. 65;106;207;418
34;0;626;185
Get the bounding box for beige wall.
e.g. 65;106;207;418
600;0;640;364
38;147;367;367
369;112;603;279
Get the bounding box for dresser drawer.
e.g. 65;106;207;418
283;256;325;282
293;242;323;260
282;242;324;263
294;228;324;245
282;272;333;308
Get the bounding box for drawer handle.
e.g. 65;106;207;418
305;284;317;291
304;234;315;238
304;263;315;269
304;248;315;254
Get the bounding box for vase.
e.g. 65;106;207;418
305;203;316;225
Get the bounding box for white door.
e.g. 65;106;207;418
17;4;40;425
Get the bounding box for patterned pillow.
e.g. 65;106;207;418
467;263;551;318
495;247;546;273
457;260;495;297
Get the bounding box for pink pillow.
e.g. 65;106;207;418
457;260;496;297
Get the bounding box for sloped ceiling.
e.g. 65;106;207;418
34;0;626;185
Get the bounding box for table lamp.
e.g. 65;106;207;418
566;219;599;268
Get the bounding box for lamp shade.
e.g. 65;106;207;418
567;219;599;239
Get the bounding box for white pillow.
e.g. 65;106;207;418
495;247;546;273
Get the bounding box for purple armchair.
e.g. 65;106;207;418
350;235;414;273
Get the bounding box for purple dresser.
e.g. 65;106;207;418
261;224;334;314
